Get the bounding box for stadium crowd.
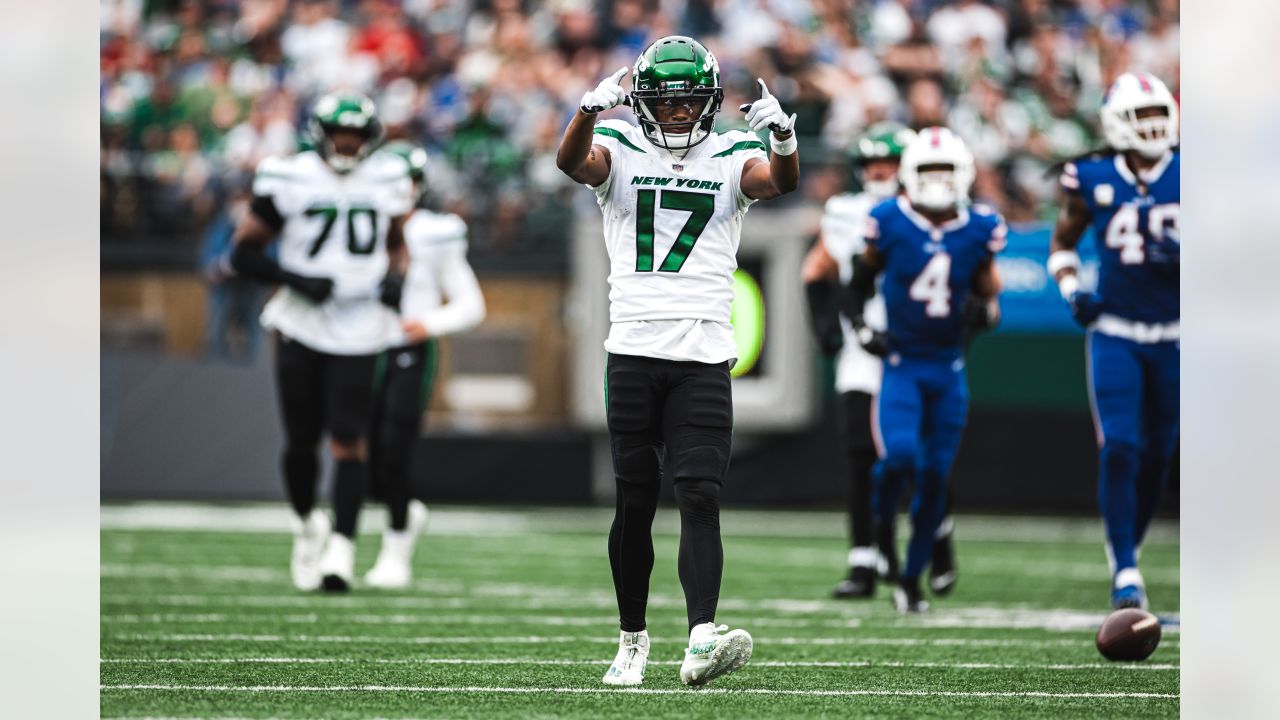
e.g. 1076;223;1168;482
101;0;1179;256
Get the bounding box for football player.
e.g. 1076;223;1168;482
1048;72;1179;610
363;141;486;589
803;123;959;600
556;35;798;687
843;127;1004;613
230;93;414;592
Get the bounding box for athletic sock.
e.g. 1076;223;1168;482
332;459;366;538
674;478;723;631
1099;442;1140;572
609;476;659;633
282;447;318;518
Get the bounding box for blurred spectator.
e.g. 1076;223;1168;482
102;0;1181;266
198;187;267;362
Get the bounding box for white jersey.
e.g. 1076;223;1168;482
821;192;889;395
400;209;486;341
590;119;767;364
254;150;413;355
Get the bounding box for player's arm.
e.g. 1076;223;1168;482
1048;183;1102;325
802;236;842;355
379;214;411;310
229;195;334;304
738;79;800;200
842;243;889;356
963;257;1003;337
556;67;627;187
404;244;487;344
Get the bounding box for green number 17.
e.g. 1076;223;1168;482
635;189;715;273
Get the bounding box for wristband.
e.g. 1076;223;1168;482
1057;274;1080;299
1046;249;1081;276
770;132;797;156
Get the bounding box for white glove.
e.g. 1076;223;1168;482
739;79;796;134
580;67;629;114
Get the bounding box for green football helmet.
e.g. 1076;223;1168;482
307;92;384;173
381;140;428;201
630;36;724;156
851;123;915;198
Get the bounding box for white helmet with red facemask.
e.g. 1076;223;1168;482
898;127;976;211
1101;72;1179;159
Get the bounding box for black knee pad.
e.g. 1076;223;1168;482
673;477;722;517
612;438;661;482
668;437;730;485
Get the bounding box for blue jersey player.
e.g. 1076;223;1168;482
1048;72;1179;611
844;127;1004;613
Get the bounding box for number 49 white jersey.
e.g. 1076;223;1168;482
590;119;767;363
254;150;414;355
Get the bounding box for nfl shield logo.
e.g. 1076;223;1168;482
672;164;684;171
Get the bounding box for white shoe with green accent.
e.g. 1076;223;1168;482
679;623;752;687
602;630;649;686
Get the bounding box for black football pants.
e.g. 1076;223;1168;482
605;352;733;633
273;334;377;538
368;340;438;531
840;390;878;551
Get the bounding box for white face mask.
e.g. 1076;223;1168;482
910;170;959;210
862;178;898;200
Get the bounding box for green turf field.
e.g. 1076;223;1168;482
101;504;1179;718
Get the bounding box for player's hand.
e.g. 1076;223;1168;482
962;296;998;335
379;270;405;311
739;79;796;135
581;67;629;114
1068;291;1103;327
286;273;334;304
851;318;889;357
402;319;430;344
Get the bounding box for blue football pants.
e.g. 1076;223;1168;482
1088;331;1180;573
873;356;969;582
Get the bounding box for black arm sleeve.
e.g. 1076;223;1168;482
841;255;878;324
249;194;285;233
804;279;844;356
230;242;288;284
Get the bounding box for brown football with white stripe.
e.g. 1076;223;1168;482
1096;608;1161;661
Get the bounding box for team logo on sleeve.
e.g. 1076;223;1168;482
1094;184;1115;207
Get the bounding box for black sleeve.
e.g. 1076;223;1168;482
804;279;844;356
841;255;878;324
230;242;287;284
249;194;285;233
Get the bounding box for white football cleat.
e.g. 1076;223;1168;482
318;533;355;592
679;623;753;687
290;510;330;591
602;630;650;686
364;500;430;589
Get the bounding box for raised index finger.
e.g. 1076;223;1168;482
757;78;772;99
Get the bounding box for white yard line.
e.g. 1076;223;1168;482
101;613;860;629
100;503;1179;545
99;683;1179;699
101;657;1179;671
105;633;1176;648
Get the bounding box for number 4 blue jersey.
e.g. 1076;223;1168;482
866;197;1007;358
1060;151;1179;325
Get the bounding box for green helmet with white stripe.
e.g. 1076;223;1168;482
307;92;384;174
630;36;724;157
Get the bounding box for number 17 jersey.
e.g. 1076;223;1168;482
590;119;767;364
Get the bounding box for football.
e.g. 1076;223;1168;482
1096;608;1162;661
